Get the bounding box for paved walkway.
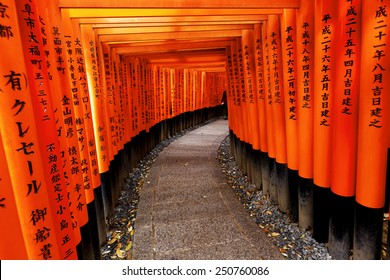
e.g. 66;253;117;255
133;119;282;260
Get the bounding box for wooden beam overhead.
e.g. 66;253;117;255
167;66;226;72
59;0;299;9
134;49;227;60
94;24;254;35
106;38;232;47
112;40;233;55
144;61;226;67
67;8;282;18
98;29;242;42
77;15;267;24
90;20;262;28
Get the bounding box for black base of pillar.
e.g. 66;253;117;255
288;169;299;223
353;203;383;260
313;184;330;243
76;222;94;260
253;150;263;191
298;177;313;232
110;157;119;206
236;138;243;172
269;158;278;204
229;130;235;160
387;223;390;260
245;142;252;180
276;163;289;213
260;152;270;195
241;140;245;173
328;192;354;259
93;186;107;246
100;170;113;223
385;149;390;211
87;200;102;259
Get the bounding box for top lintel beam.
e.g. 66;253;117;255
76;15;267;24
66;8;283;18
59;0;299;9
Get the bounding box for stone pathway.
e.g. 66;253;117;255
132;119;282;260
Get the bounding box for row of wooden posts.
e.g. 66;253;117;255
0;0;226;260
1;0;389;260
226;0;389;260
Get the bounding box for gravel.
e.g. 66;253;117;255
217;135;332;260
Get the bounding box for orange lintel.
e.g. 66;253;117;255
98;29;242;42
59;0;298;9
94;24;254;35
112;40;234;55
66;8;283;18
77;15;268;24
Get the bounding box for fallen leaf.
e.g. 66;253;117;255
116;248;125;259
271;232;280;237
107;236;117;245
130;229;135;236
125;241;133;251
265;211;272;215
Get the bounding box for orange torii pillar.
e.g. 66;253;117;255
93;41;115;225
261;22;275;196
232;39;248;172
225;46;235;136
354;0;390;260
0;132;28;259
39;1;96;259
328;0;361;260
296;0;315;232
236;39;250;177
312;0;339;243
267;15;289;212
19;0;84;259
108;48;124;206
61;9;100;259
1;0;76;259
230;41;243;168
41;0;100;259
281;9;299;222
66;20;107;260
80;24;111;249
253;24;270;195
226;45;240;162
241;29;262;188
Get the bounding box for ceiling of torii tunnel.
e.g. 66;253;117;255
58;0;298;73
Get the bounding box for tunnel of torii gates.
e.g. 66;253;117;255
0;0;389;261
